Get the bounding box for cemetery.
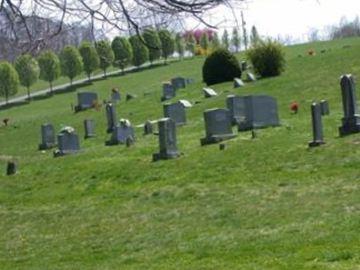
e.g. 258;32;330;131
0;36;360;269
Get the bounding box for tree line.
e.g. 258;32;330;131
0;27;246;104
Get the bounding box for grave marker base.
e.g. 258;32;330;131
308;141;325;147
38;142;56;150
200;134;236;146
339;116;360;136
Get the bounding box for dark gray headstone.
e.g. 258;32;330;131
171;77;186;90
106;119;135;145
163;102;186;125
339;74;360;136
226;95;247;126
241;61;247;71
234;78;245;88
105;103;117;133
6;161;17;175
75;92;98;112
54;131;80;157
161;83;176;101
111;90;121;103
84;119;95;139
39;123;56;150
203;87;218;98
320;100;330;116
246;72;257;82
231;95;280;131
144;120;153;135
200;108;236;145
153;118;180;161
186;78;195;84
309;103;325;147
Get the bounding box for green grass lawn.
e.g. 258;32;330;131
0;37;360;269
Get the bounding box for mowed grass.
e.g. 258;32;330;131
0;37;360;269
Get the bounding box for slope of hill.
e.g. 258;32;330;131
0;37;359;269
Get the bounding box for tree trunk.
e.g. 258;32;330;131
27;87;31;100
88;73;91;81
49;81;53;94
103;69;107;78
5;91;8;104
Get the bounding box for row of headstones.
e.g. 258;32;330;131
309;74;359;146
161;77;195;101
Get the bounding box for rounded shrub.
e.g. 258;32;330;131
202;48;241;86
247;39;285;77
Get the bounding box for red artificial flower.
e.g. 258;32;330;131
290;102;299;114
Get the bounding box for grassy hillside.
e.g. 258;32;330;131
0;37;359;269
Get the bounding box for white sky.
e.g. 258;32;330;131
186;0;360;42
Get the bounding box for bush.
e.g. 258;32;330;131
247;39;285;77
202;48;241;86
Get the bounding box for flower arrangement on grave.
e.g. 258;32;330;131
60;126;75;134
3;118;9;126
308;49;316;56
290;101;299;114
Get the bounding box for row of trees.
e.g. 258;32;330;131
0;29;186;104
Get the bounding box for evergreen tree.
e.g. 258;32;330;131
60;45;83;85
211;32;220;50
175;33;185;60
186;33;196;57
250;26;260;46
95;40;115;77
129;35;149;67
158;29;175;64
231;27;241;52
0;62;19;104
79;41;100;80
111;37;133;74
142;28;162;65
200;32;209;54
37;50;61;93
14;54;39;99
222;29;230;50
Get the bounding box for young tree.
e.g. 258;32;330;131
142;28;162;65
186;33;196;57
175;33;185;60
250;26;260;46
111;37;133;74
95;40;115;77
0;62;19;104
222;29;230;50
211;32;220;50
37;50;61;93
232;27;241;52
158;29;175;64
200;32;209;55
129;35;149;67
14;54;39;100
60;45;83;85
79;41;100;80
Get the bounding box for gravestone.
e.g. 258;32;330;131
179;99;192;108
203;87;218;98
38;123;56;150
246;72;257;82
105;103;117;133
171;77;186;90
309;102;325;147
241;61;247;71
54;128;80;157
84;119;95;139
75;92;98;112
111;88;121;103
6;161;17;175
320;100;330;115
186;78;195;84
144;120;153;135
106;119;135;145
153;118;180;161
200;108;236;145
338;74;360;136
235;95;280;131
163;102;186;125
126;93;136;101
161;82;176;101
234;78;245;88
226;95;247;125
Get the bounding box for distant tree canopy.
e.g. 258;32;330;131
111;37;133;73
142;29;162;64
14;54;39;99
37;50;61;92
175;33;185;59
0;61;19;103
60;45;83;84
129;35;149;67
95;40;115;76
329;16;360;39
159;29;175;63
79;42;100;80
222;30;230;50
